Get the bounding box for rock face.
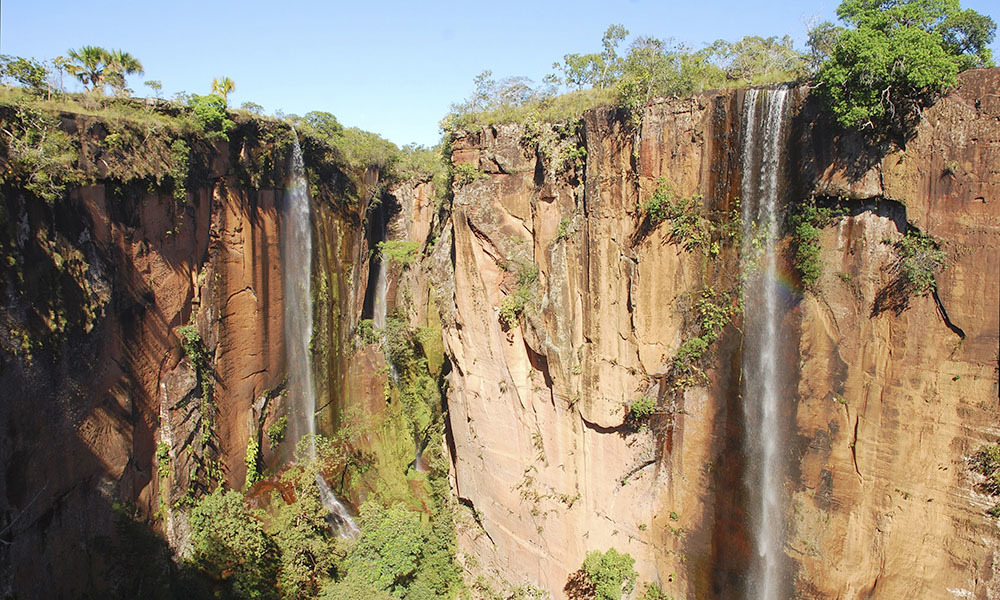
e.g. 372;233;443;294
439;69;1000;598
0;119;369;598
1;70;998;600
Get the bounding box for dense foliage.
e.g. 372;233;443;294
816;0;995;135
581;547;638;600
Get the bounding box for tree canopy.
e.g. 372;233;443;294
816;0;995;133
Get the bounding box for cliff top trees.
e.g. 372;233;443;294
212;76;235;105
65;46;144;95
816;0;996;134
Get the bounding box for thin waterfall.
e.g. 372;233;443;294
372;257;388;330
739;87;791;600
281;134;316;460
316;473;361;538
281;134;360;538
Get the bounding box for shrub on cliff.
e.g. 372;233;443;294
581;547;638;600
190;93;235;140
816;0;996;136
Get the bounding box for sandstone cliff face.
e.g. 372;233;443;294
0;121;368;598
439;70;1000;598
790;68;1000;599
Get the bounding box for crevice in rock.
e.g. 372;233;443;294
457;496;495;546
850;410;863;482
931;287;966;339
617;458;655;489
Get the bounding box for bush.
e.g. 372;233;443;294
897;230;946;296
582;548;637;600
190;94;235;140
816;0;996;136
629;396;656;420
454;162;486;186
378;240;421;267
789;197;841;287
188;488;278;600
267;415;288;446
156;441;170;478
498;261;538;329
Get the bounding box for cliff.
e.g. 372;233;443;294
0;68;998;600
0;109;374;597
438;68;1000;598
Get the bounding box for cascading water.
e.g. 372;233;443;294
316;473;361;538
739;87;791;600
281;135;317;460
281;135;359;537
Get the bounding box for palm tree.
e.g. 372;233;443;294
211;76;235;105
106;49;144;96
66;45;110;91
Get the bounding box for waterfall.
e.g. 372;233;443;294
372;257;388;330
281;135;316;460
315;473;361;538
739;87;791;600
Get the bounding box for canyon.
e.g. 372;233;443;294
0;68;998;599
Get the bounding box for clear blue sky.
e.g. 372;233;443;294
2;0;997;147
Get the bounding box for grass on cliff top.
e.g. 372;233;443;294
442;87;617;132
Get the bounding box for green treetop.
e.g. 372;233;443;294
816;0;995;134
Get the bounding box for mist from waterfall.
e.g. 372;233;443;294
739;87;791;600
281;135;316;460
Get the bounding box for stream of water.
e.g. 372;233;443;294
281;135;359;537
739;87;791;600
281;135;316;460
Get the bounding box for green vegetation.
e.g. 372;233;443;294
188;488;278;600
788;197;843;287
498;261;539;329
444;24;810;135
0;55;49;95
971;444;1000;517
378;240;421;267
625;396;657;431
267;415;289;447
641;178;712;251
897;230;946;296
671;287;740;387
211;76;235;105
190;93;236;141
639;582;673;600
245;437;260;488
186;422;462;600
816;0;995;136
156;441;170;478
581;548;638;600
453;161;487;186
177;323;216;445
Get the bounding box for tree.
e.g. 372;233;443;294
144;79;163;98
106;49;144;96
66;45;110;91
806;21;846;72
817;0;996;133
212;76;235;105
552;52;604;90
709;35;806;85
581;548;638;600
0;56;49;94
188;488;279;600
599;24;629;88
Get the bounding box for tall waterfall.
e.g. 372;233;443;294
281;135;360;538
739;87;791;600
281;135;316;459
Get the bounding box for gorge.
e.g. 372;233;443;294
0;64;998;600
